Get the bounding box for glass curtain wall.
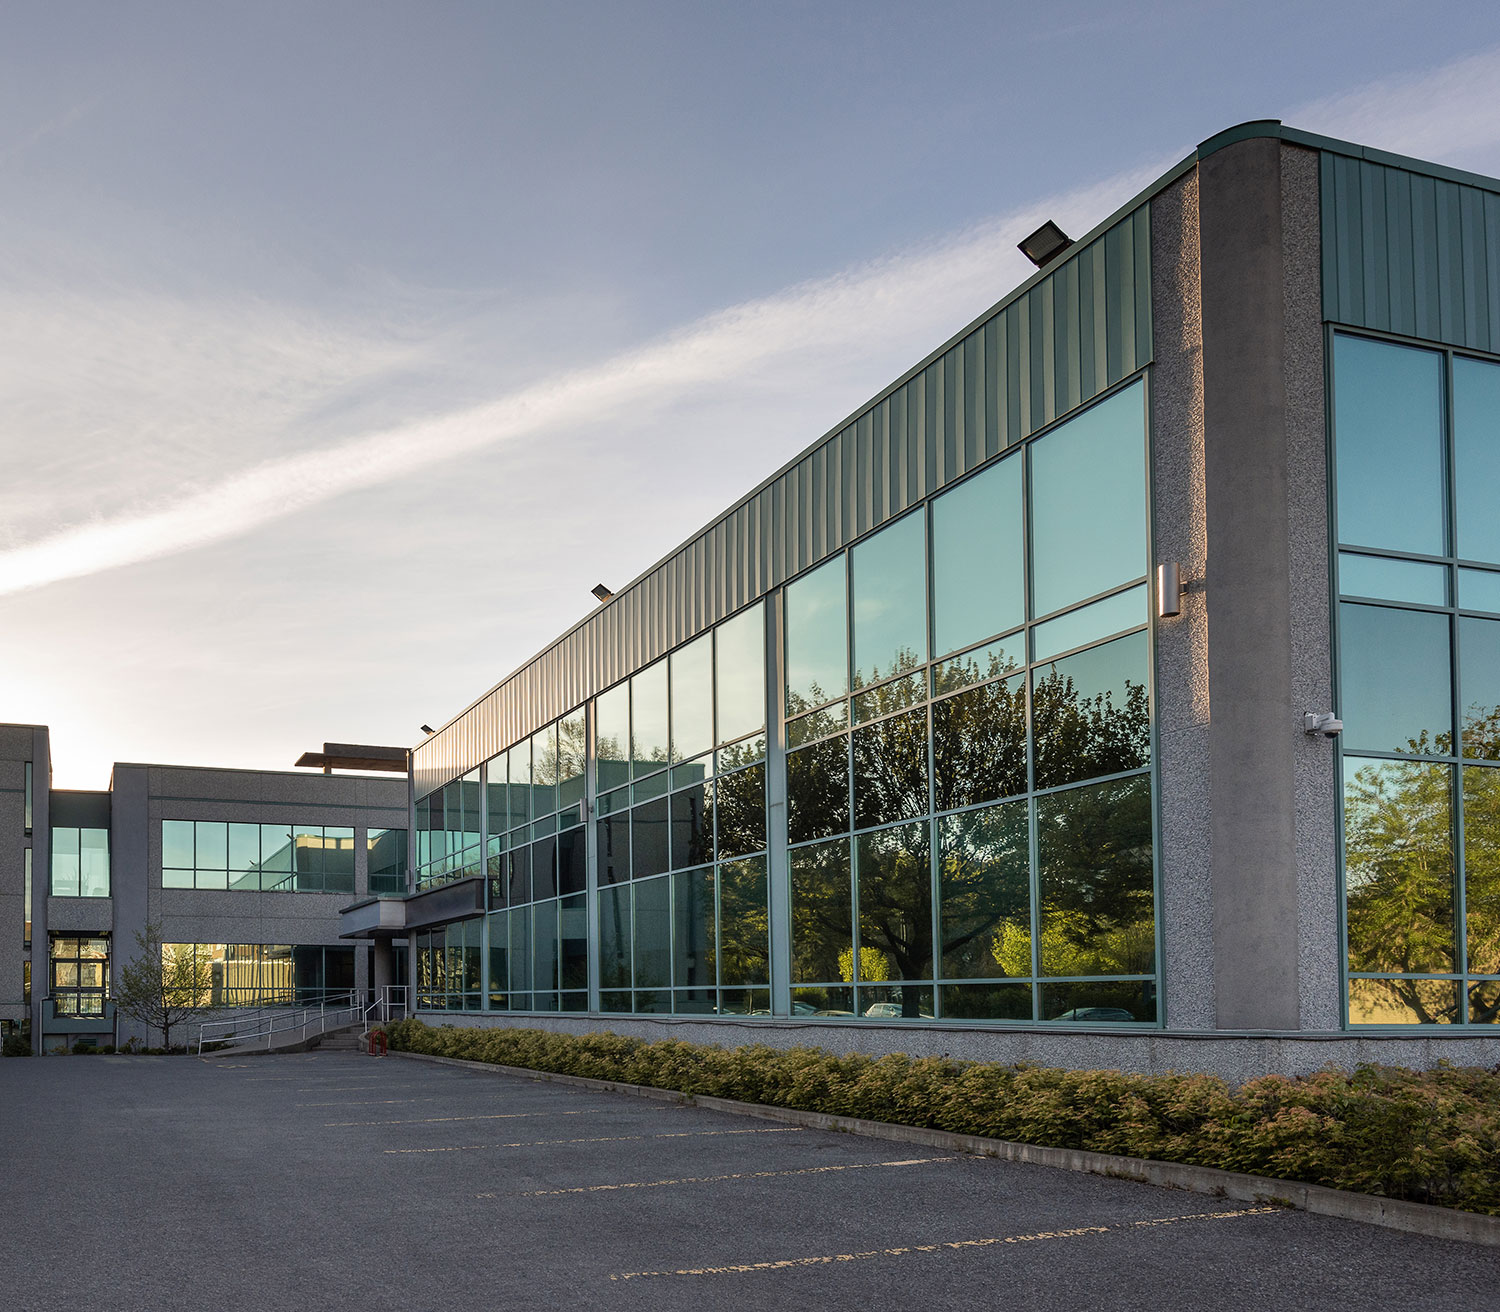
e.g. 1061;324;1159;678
594;604;771;1016
1333;331;1500;1026
162;943;355;1006
413;376;1155;1026
786;380;1153;1023
161;820;356;893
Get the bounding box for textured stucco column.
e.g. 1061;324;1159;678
1197;137;1327;1030
1150;168;1215;1029
1153;138;1340;1034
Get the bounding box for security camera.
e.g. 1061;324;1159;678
1303;712;1343;738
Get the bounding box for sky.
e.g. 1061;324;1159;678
4;1;1500;789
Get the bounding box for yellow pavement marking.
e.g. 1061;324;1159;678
296;1097;444;1108
387;1127;804;1155
609;1206;1285;1280
326;1109;600;1127
489;1155;960;1199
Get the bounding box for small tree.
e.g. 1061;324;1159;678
114;923;213;1051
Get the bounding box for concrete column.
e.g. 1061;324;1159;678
372;939;393;992
1197;137;1303;1031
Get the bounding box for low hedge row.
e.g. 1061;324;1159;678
384;1019;1500;1216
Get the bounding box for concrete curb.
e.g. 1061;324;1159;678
389;1049;1500;1248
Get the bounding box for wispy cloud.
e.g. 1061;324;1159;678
1293;45;1500;163
0;161;1162;597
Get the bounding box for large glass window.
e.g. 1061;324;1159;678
779;378;1154;1025
50;935;109;1016
50;828;110;898
161;819;357;894
414;378;1152;1027
1334;334;1500;1026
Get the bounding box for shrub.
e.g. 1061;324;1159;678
384;1019;1500;1216
2;1033;31;1057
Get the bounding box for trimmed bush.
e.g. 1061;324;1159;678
385;1018;1500;1216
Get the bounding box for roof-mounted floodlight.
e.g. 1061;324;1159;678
591;584;614;603
1018;220;1073;268
420;724;435;735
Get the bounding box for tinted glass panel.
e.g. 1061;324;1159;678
932;674;1026;812
785;556;848;715
941;982;1032;1020
1041;981;1155;1023
852;708;928;831
507;846;531;906
1461;616;1500;760
932;453;1024;659
631;661;670;776
1334;335;1445;555
631;876;671;990
670;632;714;763
716;604;765;746
718;856;769;986
787;736;850;844
559;894;588;990
1339;603;1452;755
670;787;711;870
532;900;559;992
596;813;628;886
1460;568;1500;615
1339;553;1447;606
1453;356;1500;566
530;836;557;901
851;511;926;689
787;701;847;748
509;743;532;825
162;820;194;869
509;907;532;994
558;709;587;810
595;683;631;794
672;867;716;990
856;821;932;988
556;825;587;896
1344;757;1455;973
598;884;631;989
715;763;766;859
938;800;1030;979
790;838;852;984
1029;382;1147;617
197;822;227;869
1462;765;1500;975
1036;775;1154;977
631;797;670;879
1348;977;1459;1026
931;636;1024;697
530;724;558;816
1031;584;1146;662
1032;631;1150;791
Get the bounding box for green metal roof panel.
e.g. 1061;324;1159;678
1322;151;1500;352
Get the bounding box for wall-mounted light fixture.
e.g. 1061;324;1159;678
1018;220;1074;269
1303;712;1343;738
591;584;614;603
1156;562;1187;618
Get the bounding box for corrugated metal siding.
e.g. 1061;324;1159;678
414;207;1153;796
1323;152;1500;352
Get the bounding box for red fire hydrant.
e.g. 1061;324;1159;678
368;1029;388;1056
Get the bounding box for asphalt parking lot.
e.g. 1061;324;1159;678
2;1050;1495;1311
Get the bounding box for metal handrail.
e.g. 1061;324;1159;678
195;991;362;1055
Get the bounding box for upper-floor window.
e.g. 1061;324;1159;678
50;827;110;897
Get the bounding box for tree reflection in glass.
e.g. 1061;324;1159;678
856;822;932;1014
790;839;851;984
852;708;928;830
1035;775;1154;978
932;674;1026;811
718;856;769;986
787;736;850;843
1032;632;1149;791
1344;758;1456;994
937;801;1029;979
